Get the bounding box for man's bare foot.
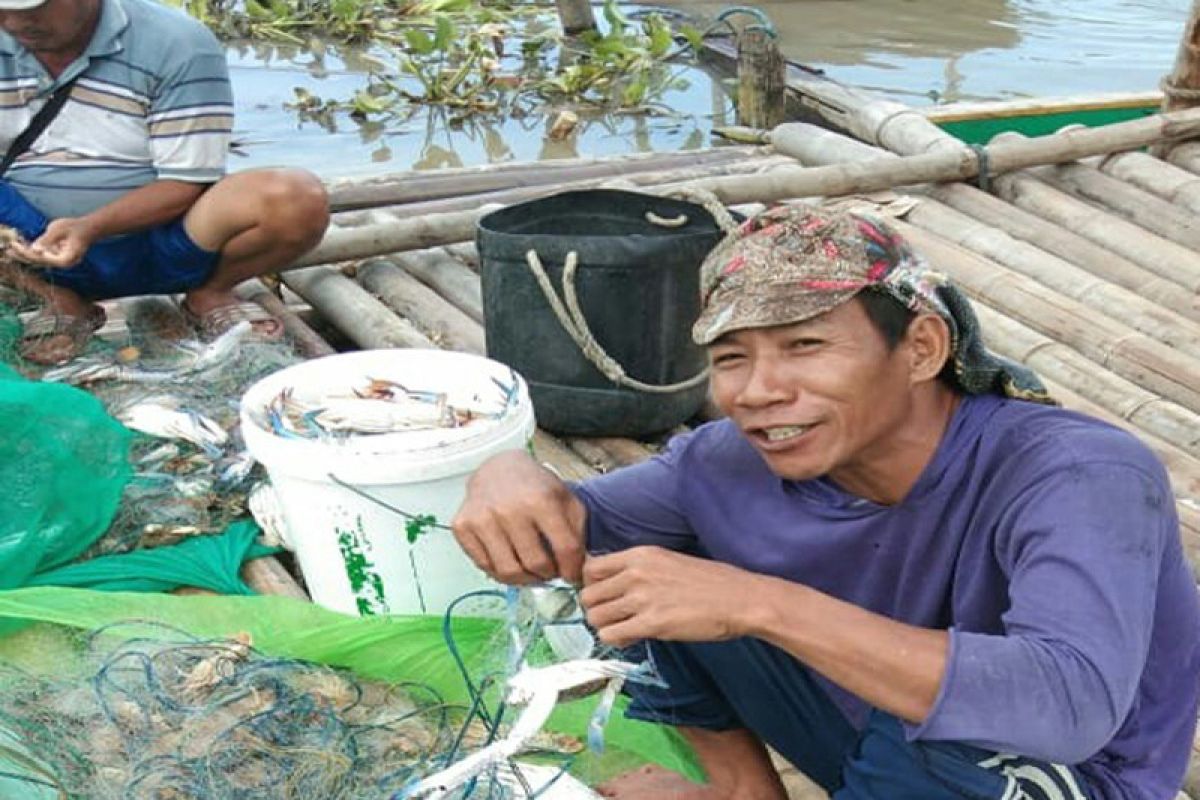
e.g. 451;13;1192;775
596;764;718;799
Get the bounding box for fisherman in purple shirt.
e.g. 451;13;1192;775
451;205;1200;800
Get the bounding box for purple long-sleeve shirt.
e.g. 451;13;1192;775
574;394;1200;800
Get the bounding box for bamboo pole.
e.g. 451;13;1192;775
700;107;1200;207
767;121;1200;321
927;183;1200;322
384;248;485;324
904;198;1200;358
555;0;595;34
296;207;499;269
443;242;480;272
1024;160;1200;252
891;220;1200;415
1161;0;1200;112
566;438;624;474
330;155;797;228
295;109;1200;270
1097;150;1200;214
241;556;309;600
969;300;1200;461
1167;141;1200;175
992;172;1200;293
281;266;436;350
588;437;658;467
737;28;786;129
326;148;766;211
358;258;485;354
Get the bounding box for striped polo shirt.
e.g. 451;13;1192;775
0;0;233;220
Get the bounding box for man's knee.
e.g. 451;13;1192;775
238;168;329;246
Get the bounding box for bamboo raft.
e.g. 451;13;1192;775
62;24;1200;797
214;105;1200;797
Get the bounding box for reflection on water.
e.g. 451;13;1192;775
228;37;726;178
230;0;1192;176
659;0;1190;103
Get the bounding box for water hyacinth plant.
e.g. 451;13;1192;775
170;0;709;122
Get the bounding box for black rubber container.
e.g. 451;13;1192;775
477;189;725;437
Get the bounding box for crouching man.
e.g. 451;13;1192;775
452;206;1200;800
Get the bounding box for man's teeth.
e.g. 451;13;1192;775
764;425;809;442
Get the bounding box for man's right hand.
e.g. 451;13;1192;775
451;450;587;586
8;217;99;268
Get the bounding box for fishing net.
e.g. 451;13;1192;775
0;255;301;561
0;588;701;799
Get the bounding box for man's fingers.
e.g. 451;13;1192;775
593;615;647;649
584;590;637;631
7;241;47;264
538;498;586;585
583;546;653;585
454;526;495;579
474;520;541;585
9;240;76;268
503;516;558;582
579;560;634;609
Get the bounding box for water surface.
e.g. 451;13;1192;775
229;1;1193;176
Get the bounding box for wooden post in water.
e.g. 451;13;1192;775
737;28;785;129
1162;0;1200;112
555;0;595;34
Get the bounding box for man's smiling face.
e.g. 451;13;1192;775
708;297;918;485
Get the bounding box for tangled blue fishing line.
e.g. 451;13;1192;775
0;584;644;800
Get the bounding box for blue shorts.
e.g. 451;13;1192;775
0;180;219;301
627;637;1095;800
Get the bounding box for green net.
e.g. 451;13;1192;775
0;588;703;797
0;363;132;589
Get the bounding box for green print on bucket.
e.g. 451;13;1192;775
404;513;439;545
336;516;387;616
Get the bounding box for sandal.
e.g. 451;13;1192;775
19;305;107;366
180;298;284;343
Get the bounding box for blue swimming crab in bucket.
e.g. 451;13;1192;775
264;372;521;439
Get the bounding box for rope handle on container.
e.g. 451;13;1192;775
525;249;710;395
523;187;737;395
649;186;741;235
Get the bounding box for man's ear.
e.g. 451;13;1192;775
904;314;952;385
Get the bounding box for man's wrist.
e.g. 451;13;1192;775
74;214;107;242
732;572;788;639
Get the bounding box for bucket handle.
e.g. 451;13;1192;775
524;249;710;395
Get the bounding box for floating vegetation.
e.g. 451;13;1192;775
170;0;713;128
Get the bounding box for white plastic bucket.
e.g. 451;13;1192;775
240;349;535;617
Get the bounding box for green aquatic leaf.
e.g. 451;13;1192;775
350;89;392;115
330;0;359;24
601;0;630;34
622;77;647;107
404;27;436;55
243;0;272;21
433;14;455;52
679;24;705;52
646;15;672;57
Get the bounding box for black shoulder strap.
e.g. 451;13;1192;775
0;76;79;178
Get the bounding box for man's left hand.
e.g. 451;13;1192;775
9;217;98;268
581;546;759;647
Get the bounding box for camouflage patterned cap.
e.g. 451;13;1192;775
692;204;922;345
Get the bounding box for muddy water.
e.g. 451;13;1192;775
664;0;1191;104
230;1;1192;177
